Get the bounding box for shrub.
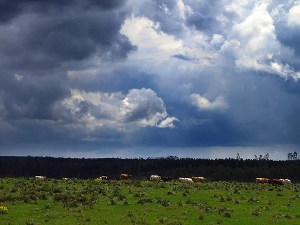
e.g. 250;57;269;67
198;212;205;220
0;205;8;214
223;212;232;218
137;198;153;205
251;210;261;216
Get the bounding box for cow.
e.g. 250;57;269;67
269;179;284;185
270;178;292;185
120;174;131;180
150;175;161;181
178;177;193;184
35;176;46;179
280;179;292;184
191;176;207;182
161;176;172;182
256;178;292;185
255;178;270;184
99;176;109;181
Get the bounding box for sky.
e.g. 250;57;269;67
0;0;300;160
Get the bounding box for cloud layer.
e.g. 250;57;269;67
1;0;300;159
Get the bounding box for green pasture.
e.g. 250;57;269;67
0;178;299;224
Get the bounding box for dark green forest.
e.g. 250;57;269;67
0;156;299;182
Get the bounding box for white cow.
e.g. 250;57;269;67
35;176;46;179
280;179;292;184
150;175;161;181
178;177;193;184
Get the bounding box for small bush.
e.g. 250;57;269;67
167;191;175;195
223;212;232;218
251;210;261;216
284;214;292;219
198;212;205;220
44;204;52;209
0;205;8;214
137;198;152;205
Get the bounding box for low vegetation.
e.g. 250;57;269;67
0;178;299;224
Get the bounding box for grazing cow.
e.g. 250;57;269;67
280;179;292;184
150;175;161;181
161;176;172;182
269;179;284;185
191;176;207;182
120;174;131;180
270;178;292;185
98;176;109;181
178;177;193;184
255;178;270;184
256;178;292;185
35;176;46;179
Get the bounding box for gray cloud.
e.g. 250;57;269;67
0;0;135;72
0;73;69;120
1;0;300;159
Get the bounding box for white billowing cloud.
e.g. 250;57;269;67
120;16;217;71
55;88;178;134
177;0;188;20
288;4;300;26
225;0;250;18
190;94;229;111
157;117;179;128
270;62;300;80
120;16;183;61
122;88;169;126
228;3;300;80
234;4;276;53
233;4;278;66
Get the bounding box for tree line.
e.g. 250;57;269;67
0;156;299;182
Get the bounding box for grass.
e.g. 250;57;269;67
0;178;299;224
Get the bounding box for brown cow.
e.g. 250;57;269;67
99;176;109;181
256;178;291;185
269;179;284;185
120;174;132;180
191;176;207;182
255;178;270;184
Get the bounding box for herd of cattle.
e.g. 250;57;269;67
255;177;292;185
34;175;292;185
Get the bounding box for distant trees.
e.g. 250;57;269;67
287;152;298;160
254;153;269;160
0;156;299;182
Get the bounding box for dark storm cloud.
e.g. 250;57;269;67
186;11;217;31
0;0;135;71
276;25;300;58
185;0;223;33
0;0;73;23
0;0;126;23
0;0;136;119
172;54;193;61
69;67;156;93
86;0;126;9
0;73;69;120
0;0;137;153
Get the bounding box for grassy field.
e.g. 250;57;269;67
0;178;299;225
